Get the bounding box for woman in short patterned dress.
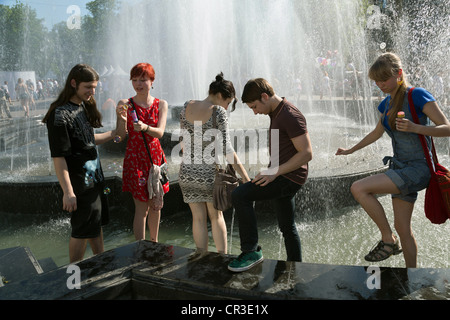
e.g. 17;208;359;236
116;63;169;242
179;73;250;254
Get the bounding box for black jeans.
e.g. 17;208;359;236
232;176;302;261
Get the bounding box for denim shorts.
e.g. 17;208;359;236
384;158;431;203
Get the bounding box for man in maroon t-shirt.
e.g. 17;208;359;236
228;78;312;272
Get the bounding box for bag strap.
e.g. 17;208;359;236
129;97;155;166
407;88;437;174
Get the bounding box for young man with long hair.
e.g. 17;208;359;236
43;64;120;263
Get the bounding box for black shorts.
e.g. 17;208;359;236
71;184;109;239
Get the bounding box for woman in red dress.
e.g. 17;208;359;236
115;63;169;241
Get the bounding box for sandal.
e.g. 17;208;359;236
364;238;402;262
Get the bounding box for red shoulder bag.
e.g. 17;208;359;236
408;87;450;224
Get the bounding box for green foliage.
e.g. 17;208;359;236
0;0;119;79
0;2;46;73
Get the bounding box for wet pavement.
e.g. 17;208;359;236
0;241;449;300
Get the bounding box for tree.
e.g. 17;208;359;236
0;2;47;75
47;21;87;80
83;0;120;67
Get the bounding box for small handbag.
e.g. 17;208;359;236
210;106;241;211
408;88;450;224
213;164;240;211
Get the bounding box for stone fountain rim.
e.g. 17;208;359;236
0;166;387;186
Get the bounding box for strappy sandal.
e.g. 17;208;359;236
364;239;402;262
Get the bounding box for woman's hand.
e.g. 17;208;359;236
335;148;353;156
395;118;416;133
133;120;148;132
116;102;128;122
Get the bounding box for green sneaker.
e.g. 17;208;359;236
228;246;263;272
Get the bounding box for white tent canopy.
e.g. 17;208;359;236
99;65;128;77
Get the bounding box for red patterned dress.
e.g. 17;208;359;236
122;98;169;202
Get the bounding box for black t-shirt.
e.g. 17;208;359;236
46;102;105;195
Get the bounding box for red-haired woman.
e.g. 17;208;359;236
115;63;169;242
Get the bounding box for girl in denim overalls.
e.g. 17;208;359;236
336;53;450;268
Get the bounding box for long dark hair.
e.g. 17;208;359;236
42;64;102;128
209;72;237;112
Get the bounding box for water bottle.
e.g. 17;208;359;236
130;110;138;123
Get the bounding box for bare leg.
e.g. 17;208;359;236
206;202;227;254
24;100;29;116
147;206;161;242
88;229;105;255
392;198;417;268
189;202;209;251
350;173;400;244
133;198;149;240
69;237;87;263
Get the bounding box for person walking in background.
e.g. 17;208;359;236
115;63;169;242
178;73;250;255
336;53;450;268
2;81;12;105
43;64;120;263
320;71;332;100
26;79;36;111
15;78;30;117
228;78;312;272
0;85;12;119
37;80;45;100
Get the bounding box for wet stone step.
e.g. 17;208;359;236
0;247;46;286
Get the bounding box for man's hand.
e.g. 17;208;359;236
252;169;277;186
63;192;77;213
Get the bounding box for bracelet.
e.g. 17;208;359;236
113;135;122;143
